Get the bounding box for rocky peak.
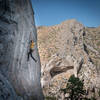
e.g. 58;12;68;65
37;19;100;99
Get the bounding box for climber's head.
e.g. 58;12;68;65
31;40;34;43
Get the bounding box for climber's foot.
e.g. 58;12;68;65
35;60;37;62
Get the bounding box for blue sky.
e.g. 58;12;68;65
31;0;100;27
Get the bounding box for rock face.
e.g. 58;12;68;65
0;0;44;100
0;72;20;100
37;19;100;99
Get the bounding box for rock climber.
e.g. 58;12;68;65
27;40;37;62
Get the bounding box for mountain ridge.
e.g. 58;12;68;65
37;19;100;99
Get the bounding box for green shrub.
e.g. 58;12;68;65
61;75;85;100
45;96;57;100
90;97;96;100
98;89;100;97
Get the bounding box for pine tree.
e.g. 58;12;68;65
61;75;85;100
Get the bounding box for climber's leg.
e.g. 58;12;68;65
30;52;37;62
27;51;31;61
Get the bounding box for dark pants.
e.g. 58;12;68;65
28;49;37;62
